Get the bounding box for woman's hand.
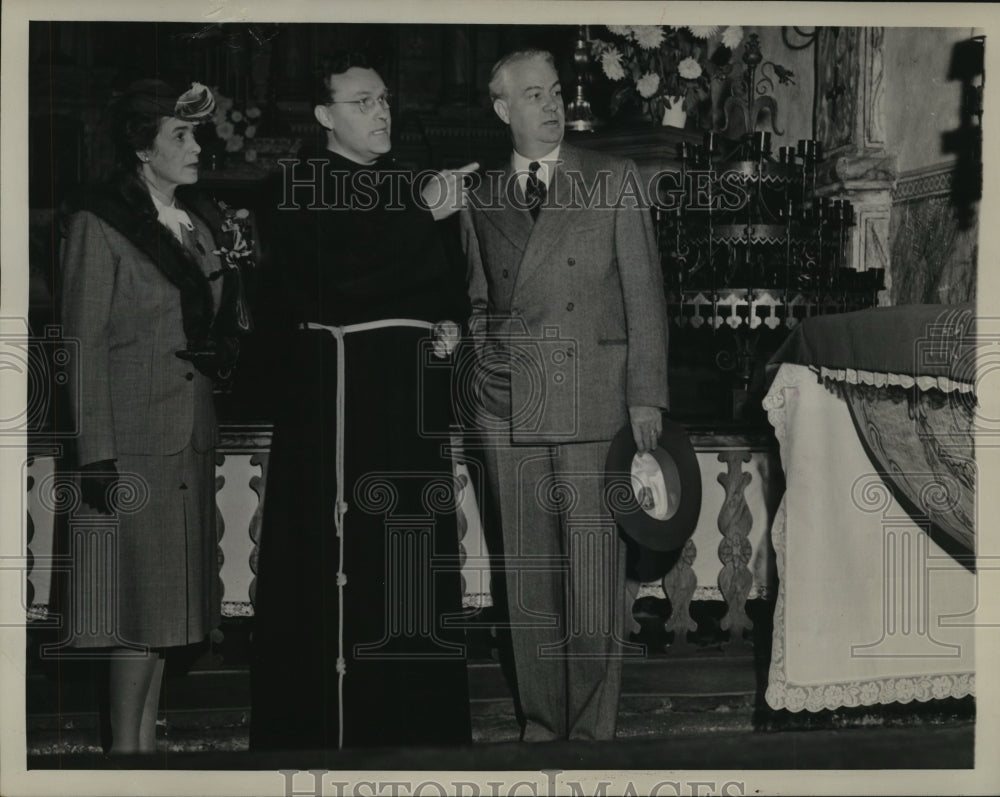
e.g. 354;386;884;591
79;460;120;514
431;321;461;358
176;337;240;379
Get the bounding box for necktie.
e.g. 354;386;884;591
526;161;546;221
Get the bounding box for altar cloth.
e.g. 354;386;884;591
763;363;975;711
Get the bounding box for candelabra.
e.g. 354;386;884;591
565;25;601;132
662;131;883;305
658;130;884;421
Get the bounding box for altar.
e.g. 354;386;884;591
762;304;977;711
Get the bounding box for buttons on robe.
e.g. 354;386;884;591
185;372;195;381
566;302;575;311
567;258;576;266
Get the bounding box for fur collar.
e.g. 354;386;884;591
72;174;221;346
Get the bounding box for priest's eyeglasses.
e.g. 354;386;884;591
329;92;392;114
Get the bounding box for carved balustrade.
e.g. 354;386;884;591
25;426;780;650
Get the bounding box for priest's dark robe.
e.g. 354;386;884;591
248;148;472;750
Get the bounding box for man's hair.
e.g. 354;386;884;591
312;50;377;106
488;49;557;101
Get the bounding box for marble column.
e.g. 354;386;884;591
814;27;897;303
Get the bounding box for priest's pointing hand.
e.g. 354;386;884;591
422;162;480;221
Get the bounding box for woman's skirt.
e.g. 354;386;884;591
56;440;221;649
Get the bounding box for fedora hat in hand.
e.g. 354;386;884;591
605;415;702;563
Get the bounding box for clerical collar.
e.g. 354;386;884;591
319;147;396;171
512;145;560;189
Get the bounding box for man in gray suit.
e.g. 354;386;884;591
460;49;669;741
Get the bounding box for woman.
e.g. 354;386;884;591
59;79;244;754
248;52;473;750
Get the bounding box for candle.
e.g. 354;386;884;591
754;131;772;157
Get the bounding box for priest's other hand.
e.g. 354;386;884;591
431;320;461;358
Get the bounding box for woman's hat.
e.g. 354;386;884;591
605;415;702;557
120;80;216;122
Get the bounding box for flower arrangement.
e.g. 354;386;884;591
591;25;793;128
213;201;254;270
211;200;255;334
211;89;262;155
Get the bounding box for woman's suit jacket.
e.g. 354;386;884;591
61;182;222;466
460;143;668;444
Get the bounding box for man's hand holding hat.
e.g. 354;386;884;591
629;404;663;454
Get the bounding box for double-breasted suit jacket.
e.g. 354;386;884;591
461;143;668;442
460;143;669;741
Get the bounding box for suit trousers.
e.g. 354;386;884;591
477;429;637;741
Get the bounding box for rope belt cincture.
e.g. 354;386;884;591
299;318;435;748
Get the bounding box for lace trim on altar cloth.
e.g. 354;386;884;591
765;496;975;713
813;365;974;394
765;670;976;712
762;361;975;463
762;365;799;452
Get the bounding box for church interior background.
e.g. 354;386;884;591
20;18;982;772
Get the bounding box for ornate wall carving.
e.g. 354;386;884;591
815;27;860;154
890;166;978;305
864;27;887;148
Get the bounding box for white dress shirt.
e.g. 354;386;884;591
149;191;195;244
512;145;561;195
